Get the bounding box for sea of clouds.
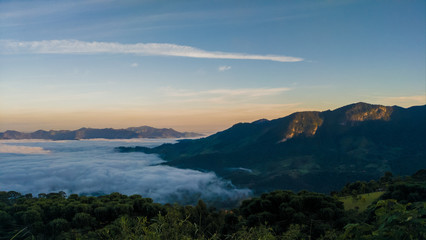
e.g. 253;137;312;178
0;139;251;207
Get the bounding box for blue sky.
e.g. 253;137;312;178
0;0;424;133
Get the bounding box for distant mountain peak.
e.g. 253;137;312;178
342;102;393;122
0;126;203;140
280;103;395;141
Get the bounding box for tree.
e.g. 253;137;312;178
48;218;70;236
72;212;96;229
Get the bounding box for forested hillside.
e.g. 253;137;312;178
118;103;426;193
1;171;425;240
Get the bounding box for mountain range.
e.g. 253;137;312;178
116;102;426;193
0;126;203;140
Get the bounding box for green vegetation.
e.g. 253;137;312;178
339;192;384;212
1;171;425;239
340;200;425;240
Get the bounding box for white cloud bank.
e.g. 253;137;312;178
0;144;51;154
0;39;304;62
0;140;251;207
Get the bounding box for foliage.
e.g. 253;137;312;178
340;200;426;240
0;190;347;239
339;192;385;212
0;170;425;239
238;190;347;238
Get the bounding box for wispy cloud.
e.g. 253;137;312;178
131;62;139;67
377;95;425;107
163;87;291;98
160;87;292;105
218;65;231;71
384;95;425;102
0;39;304;62
0;0;113;20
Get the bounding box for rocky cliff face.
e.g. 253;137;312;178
338;102;394;124
283;112;324;141
281;103;394;141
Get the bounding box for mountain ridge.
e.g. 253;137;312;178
117;102;426;193
0;126;203;140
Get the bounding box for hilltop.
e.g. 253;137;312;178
0;126;203;140
117;102;426;193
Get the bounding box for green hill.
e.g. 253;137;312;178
117;102;426;193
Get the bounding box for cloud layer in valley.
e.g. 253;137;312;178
0;39;304;63
0;140;251;207
0;144;51;154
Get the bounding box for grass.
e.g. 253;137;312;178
339;191;385;212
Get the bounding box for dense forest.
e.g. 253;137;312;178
1;170;425;240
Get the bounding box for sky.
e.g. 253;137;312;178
0;0;425;134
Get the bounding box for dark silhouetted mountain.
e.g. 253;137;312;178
0;126;203;140
117;102;426;193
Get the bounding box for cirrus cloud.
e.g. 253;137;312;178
163;87;291;98
0;39;304;63
160;87;292;105
377;95;426;107
218;65;231;71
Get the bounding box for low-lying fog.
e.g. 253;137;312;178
0;139;251;207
